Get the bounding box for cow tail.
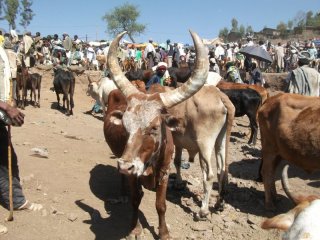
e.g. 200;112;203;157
221;93;235;178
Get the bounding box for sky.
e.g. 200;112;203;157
1;0;319;45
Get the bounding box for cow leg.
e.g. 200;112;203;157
247;114;258;145
173;146;184;189
29;90;32;104
119;173;128;203
69;95;74;115
196;133;218;220
32;88;36;107
156;170;170;240
37;86;41;108
188;150;197;163
127;176;143;239
55;93;61;109
261;153;281;210
62;94;67;110
64;94;70;115
17;88;21;108
23;88;28;108
214;127;228;211
197;150;214;219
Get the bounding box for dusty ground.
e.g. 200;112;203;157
0;70;319;240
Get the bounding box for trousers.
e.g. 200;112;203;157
0;124;26;209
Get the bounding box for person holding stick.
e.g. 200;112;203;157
0;45;42;235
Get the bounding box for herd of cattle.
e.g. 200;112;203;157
17;31;320;240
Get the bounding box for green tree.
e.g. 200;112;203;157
19;0;34;30
231;18;238;32
277;21;288;38
307;11;320;27
246;25;254;35
287;20;293;30
293;11;306;29
0;0;4;19
312;11;320;27
102;3;146;43
4;0;19;30
239;24;245;37
218;27;229;41
306;10;313;26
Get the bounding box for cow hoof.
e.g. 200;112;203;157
214;199;225;212
256;175;263;182
173;180;186;190
126;229;143;240
125;234;136;240
194;211;209;221
160;234;172;240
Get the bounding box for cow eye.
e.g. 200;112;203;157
149;126;158;135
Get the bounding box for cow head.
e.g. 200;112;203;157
86;74;100;97
108;31;208;177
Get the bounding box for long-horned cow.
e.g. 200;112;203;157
107;30;235;239
107;30;216;239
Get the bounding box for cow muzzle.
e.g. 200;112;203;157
117;158;144;176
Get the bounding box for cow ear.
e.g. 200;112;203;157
261;212;295;231
163;114;180;131
109;110;123;125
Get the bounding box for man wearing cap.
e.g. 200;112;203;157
214;43;225;62
285;56;320;96
146;62;171;90
209;58;220;75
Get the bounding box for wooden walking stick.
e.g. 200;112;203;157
6;124;13;221
6;78;14;221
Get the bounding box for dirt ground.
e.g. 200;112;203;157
0;70;319;240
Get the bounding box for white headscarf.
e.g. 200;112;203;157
23;34;33;54
0;46;12;102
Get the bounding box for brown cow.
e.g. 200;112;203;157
258;93;320;209
107;30;210;239
103;82;146;200
17;66;42;109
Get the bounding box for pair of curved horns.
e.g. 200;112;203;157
107;30;209;108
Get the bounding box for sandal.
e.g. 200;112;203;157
0;224;8;235
17;200;43;211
